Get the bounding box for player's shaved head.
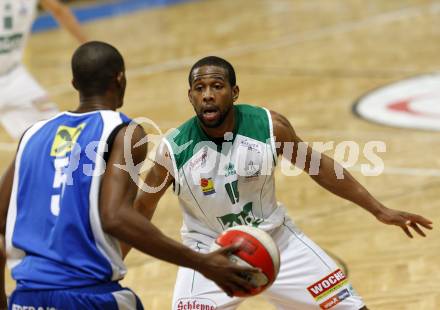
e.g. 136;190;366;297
71;41;125;96
189;56;236;86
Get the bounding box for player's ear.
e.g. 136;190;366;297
116;71;125;86
232;85;240;102
188;89;194;106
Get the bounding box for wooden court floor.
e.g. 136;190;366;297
1;0;439;308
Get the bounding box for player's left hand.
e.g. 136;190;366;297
375;207;433;238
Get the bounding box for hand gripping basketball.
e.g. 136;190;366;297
211;225;281;297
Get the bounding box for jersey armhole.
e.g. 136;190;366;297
263;108;278;166
103;123;129;163
16;128;29;153
162;139;180;195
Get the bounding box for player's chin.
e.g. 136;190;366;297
200;116;222;128
203;121;222;128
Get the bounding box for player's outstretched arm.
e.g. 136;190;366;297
271;110;433;238
100;124;258;296
0;160;15;309
40;0;88;43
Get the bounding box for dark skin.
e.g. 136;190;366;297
190;66;239;136
130;65;433;307
0;161;13;308
0;65;259;306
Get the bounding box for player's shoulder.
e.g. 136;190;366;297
268;110;295;132
165;116;199;148
97;110;132;124
164;116;208;170
175;116;198;133
235;103;268;117
236;104;271;126
235;104;272;142
116;111;132;124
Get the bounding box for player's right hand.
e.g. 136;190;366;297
198;244;261;297
374;207;433;238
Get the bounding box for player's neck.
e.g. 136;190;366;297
74;94;122;113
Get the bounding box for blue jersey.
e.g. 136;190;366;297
6;110;131;290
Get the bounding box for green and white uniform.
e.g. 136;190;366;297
0;0;58;139
164;104;284;245
161;105;364;310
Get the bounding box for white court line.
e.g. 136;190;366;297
350;165;440;178
128;2;440;74
299;129;439;141
47;2;440;97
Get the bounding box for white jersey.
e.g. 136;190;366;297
163;104;288;245
0;0;38;75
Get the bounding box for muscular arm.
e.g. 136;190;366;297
40;0;88;43
100;125;257;296
135;142;175;222
0;160;15;308
120;157;174;257
100;125;200;268
271;110;433;237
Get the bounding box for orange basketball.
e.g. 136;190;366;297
211;225;280;297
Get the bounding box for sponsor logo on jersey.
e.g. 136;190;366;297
239;139;262;153
319;288;351;309
50;123;86;157
0;33;24;54
244;160;261;181
200;177;215;195
189;147;208;169
224;162;236;177
353;74;440;131
217;202;263;229
307;269;348;301
175;298;216;310
19;2;29;16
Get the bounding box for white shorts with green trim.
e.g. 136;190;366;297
173;219;365;310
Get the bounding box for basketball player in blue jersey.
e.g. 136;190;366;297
0;44;259;309
130;56;433;309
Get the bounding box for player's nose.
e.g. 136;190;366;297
202;87;214;102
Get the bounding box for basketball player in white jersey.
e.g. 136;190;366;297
0;0;87;139
131;56;433;309
0;44;259;309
